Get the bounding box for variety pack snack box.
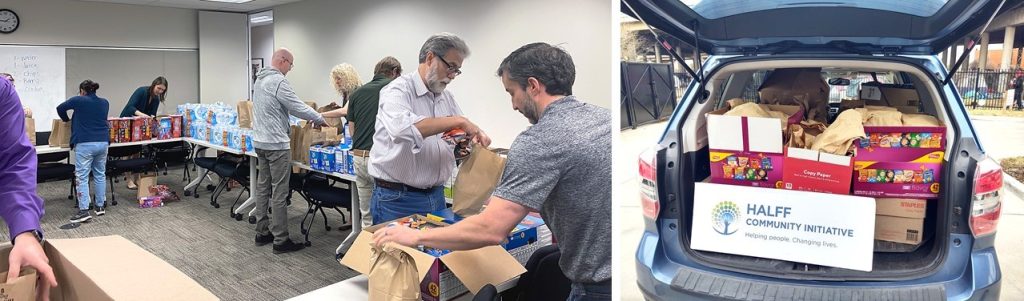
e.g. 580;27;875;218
706;104;803;189
853;126;945;198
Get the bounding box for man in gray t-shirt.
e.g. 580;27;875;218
373;43;611;300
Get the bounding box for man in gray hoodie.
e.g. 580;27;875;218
252;48;326;254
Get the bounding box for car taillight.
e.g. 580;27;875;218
639;148;659;220
970;157;1003;238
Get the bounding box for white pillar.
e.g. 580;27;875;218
1002;26;1016;70
980;32;990;70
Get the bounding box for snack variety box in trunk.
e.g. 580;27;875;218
706;104;803;189
853;126;946;198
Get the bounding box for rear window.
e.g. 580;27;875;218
682;0;949;19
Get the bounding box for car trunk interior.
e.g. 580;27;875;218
675;58;958;280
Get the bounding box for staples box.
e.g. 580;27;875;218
782;147;853;195
0;235;218;301
876;198;927;219
340;215;527;301
706;105;803;188
853;126;945;198
875;215;924;244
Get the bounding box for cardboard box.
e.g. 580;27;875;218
781;147;853;195
340;215;526;301
853;126;945;198
706;104;803;188
860;84;920;108
876;198;926;219
875;215;923;244
0;236;217;301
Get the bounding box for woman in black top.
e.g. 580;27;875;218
120;76;168;118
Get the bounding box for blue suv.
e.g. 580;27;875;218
625;0;1015;299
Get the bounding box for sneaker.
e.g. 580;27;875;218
94;206;105;216
272;239;306;254
69;210;91;223
255;233;274;246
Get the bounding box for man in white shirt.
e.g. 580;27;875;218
368;33;491;224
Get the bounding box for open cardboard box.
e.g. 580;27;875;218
0;235;217;301
340;215;527;300
706;104;803;189
781;147;853;195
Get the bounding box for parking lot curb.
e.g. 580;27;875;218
1004;172;1024;200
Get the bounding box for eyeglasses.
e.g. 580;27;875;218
433;52;462;76
283;58;294;68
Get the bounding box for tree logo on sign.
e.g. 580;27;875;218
712;201;740;235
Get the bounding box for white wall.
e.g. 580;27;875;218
0;0;197;49
251;24;275;65
199;11;250;105
272;0;611;147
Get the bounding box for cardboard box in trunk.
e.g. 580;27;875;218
0;235;218;301
781;147;853;195
853;126;946;198
860;83;920;108
341;215;527;301
876;198;926;219
706;105;803;189
874;215;923;244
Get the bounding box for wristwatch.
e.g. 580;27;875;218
12;229;44;245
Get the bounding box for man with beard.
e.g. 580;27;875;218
368;33;491;224
373;43;612;301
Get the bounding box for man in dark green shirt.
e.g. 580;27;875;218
348;56;402;228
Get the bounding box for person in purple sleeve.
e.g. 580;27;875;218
0;76;58;299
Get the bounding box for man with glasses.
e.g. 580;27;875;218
252;47;327;254
368;33;491;224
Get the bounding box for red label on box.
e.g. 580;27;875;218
782;156;853;195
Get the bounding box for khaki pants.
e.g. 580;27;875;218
353;155;374;227
255;148;291;244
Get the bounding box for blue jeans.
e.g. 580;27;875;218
567;281;611;301
74;142;108;210
370;185;445;225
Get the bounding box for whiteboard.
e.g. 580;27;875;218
0;46;66;131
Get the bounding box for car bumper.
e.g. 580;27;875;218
635;232;1001;301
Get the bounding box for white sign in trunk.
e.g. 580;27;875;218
691;182;876;271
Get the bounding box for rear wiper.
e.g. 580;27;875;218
944;0;1007;86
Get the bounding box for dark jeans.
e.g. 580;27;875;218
567;281;611;301
370;185;445;224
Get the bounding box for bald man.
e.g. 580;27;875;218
252;48;326;254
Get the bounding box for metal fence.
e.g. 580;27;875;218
950;68;1023;110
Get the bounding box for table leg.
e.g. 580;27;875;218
234;158;258;215
336;179;361;255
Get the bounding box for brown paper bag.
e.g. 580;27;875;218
724;103;791;129
290;124;304;161
758;68;830;123
902;114;941;127
0;268;37;301
810;110;866;155
452;144;507;216
24;117;35;145
786;120;827;149
725;98;749;109
322;127;340;143
237;100;254;129
137;174;158;200
300;125;324;164
368;244;420;301
317;103;344;129
863;110;903;126
48;119;72;147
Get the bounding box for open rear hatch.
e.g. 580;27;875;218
622;0;1018;55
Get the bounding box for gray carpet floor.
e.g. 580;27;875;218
0;164;359;301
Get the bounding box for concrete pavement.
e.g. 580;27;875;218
616;117;1024;300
